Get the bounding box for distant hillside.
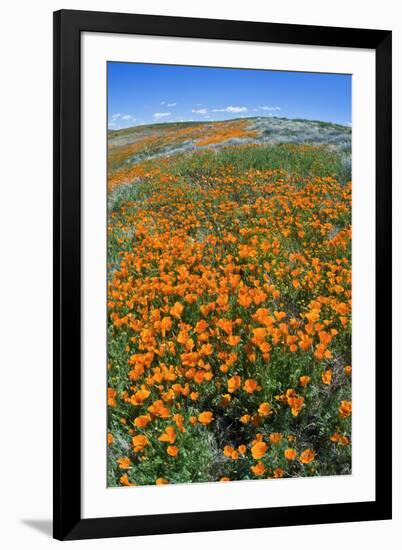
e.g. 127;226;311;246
108;116;350;173
107;116;351;191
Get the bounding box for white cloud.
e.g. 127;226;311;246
121;115;136;121
192;108;208;115
212;106;248;113
153;112;172;120
167;102;177;107
258;106;281;111
160;101;166;105
204;115;210;119
111;113;121;121
195;103;203;106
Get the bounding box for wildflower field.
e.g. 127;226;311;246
107;117;352;487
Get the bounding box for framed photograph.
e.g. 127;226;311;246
53;9;392;541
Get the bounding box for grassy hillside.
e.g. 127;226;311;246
108;117;351;187
107;116;352;487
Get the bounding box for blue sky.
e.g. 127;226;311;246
108;62;351;130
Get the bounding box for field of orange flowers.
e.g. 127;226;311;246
107;119;352;487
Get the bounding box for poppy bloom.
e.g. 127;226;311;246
227;335;241;346
117;457;132;469
167;445;179;457
134;415;151;428
227;375;241;393
251;441;268;460
251;327;266;345
172;413;186;432
200;343;213;356
300;448;316;464
160;316;172;336
120;474;135;486
299;375;311;387
318;331;332;346
108;387;117;407
284;448;297;461
107;432;114;446
251;461;266;476
258;402;272;416
223;445;234;458
321;369;332;385
298;333;313;351
156;477;169;485
195;319;209;333
269;432;282;445
170;301;184;319
288;395;304;417
339;400;352;418
243;378;260;394
274;311;286;321
130;387;151;406
158;426;176;444
198;411;214;425
216;293;229;307
148;399;170;418
132;434;149;453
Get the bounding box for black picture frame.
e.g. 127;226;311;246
53;9;392;541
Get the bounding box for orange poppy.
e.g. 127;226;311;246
156;478;169;485
339;400;352;418
258;402;272;416
284;448;297;461
251;441;268;460
251;461;266;476
132;434;149;453
321;369;332;385
120;474;135;486
198;411;214;425
167;445;179;457
158;426;176;444
299;375;311;387
134;415;151;428
243;378;260;394
300;449;316;464
269;432;282;445
227;375;241;393
117;457;132;469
